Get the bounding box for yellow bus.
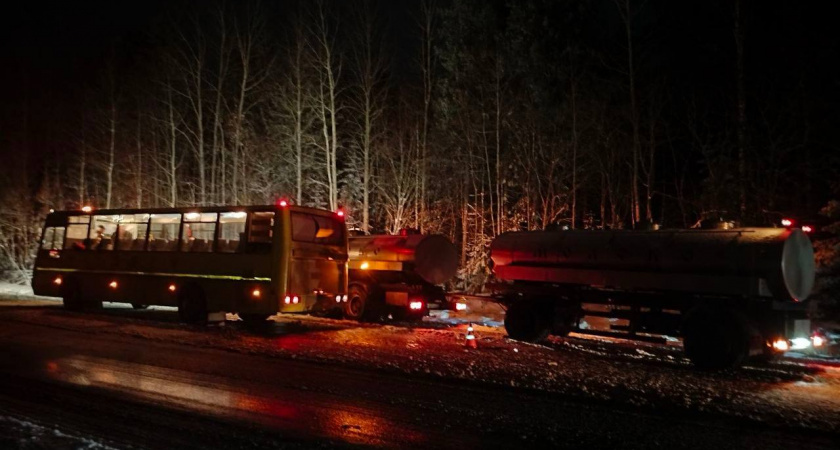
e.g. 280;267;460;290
32;204;349;323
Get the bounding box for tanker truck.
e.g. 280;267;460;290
488;227;817;369
345;231;460;321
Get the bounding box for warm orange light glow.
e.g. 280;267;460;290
168;284;177;292
812;335;825;347
81;206;93;213
53;277;62;286
252;289;261;298
109;281;118;289
772;339;789;352
360;261;370;270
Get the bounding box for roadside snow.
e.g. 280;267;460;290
0;414;119;450
0;282;58;302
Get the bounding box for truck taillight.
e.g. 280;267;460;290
812;335;826;347
409;301;423;310
781;218;793;227
772;339;789;352
455;302;467;311
801;225;813;233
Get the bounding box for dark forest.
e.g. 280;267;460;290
1;0;839;295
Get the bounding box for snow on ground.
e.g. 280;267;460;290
0;413;118;450
2;296;840;435
0;282;58;302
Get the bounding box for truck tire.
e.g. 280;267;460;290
683;307;749;370
504;302;551;343
344;284;368;321
178;284;207;324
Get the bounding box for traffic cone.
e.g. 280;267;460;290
465;323;477;349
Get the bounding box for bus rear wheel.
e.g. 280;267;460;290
504;301;551;343
178;284;207;324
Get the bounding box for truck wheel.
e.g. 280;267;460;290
344;284;367;321
683;308;749;370
504;302;550;343
178;284;207;324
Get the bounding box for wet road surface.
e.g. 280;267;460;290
0;304;837;449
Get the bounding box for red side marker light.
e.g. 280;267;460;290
277;199;288;207
801;225;813;233
109;281;118;289
781;218;793;227
252;289;261;298
409;301;423;310
336;209;345;218
53;277;62;286
81;206;93;213
168;284;177;292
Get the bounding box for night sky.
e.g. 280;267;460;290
2;0;839;210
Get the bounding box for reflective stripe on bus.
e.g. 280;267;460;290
34;267;271;282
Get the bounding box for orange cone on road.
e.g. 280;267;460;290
465;323;477;349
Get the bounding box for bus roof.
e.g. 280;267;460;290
46;205;340;220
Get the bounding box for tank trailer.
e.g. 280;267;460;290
489;228;817;368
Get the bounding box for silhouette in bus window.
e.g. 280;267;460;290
89;225;106;250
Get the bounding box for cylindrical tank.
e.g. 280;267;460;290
490;228;815;302
349;234;459;285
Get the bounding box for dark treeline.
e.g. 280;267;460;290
1;0;839;290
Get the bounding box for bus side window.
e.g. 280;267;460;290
181;212;217;252
64;224;90;250
148;214;181;252
218;212;247;253
91;216;119;251
41;227;65;250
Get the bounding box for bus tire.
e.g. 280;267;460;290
240;314;271;323
178;284;207;324
504;302;550;343
683;307;749;370
344;284;367;321
62;279;84;312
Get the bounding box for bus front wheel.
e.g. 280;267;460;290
62;280;84;312
178;284;207;324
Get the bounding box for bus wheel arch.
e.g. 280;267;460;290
178;283;207;324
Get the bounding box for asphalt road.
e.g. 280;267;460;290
0;306;837;449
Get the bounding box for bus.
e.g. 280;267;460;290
32;204;349;323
